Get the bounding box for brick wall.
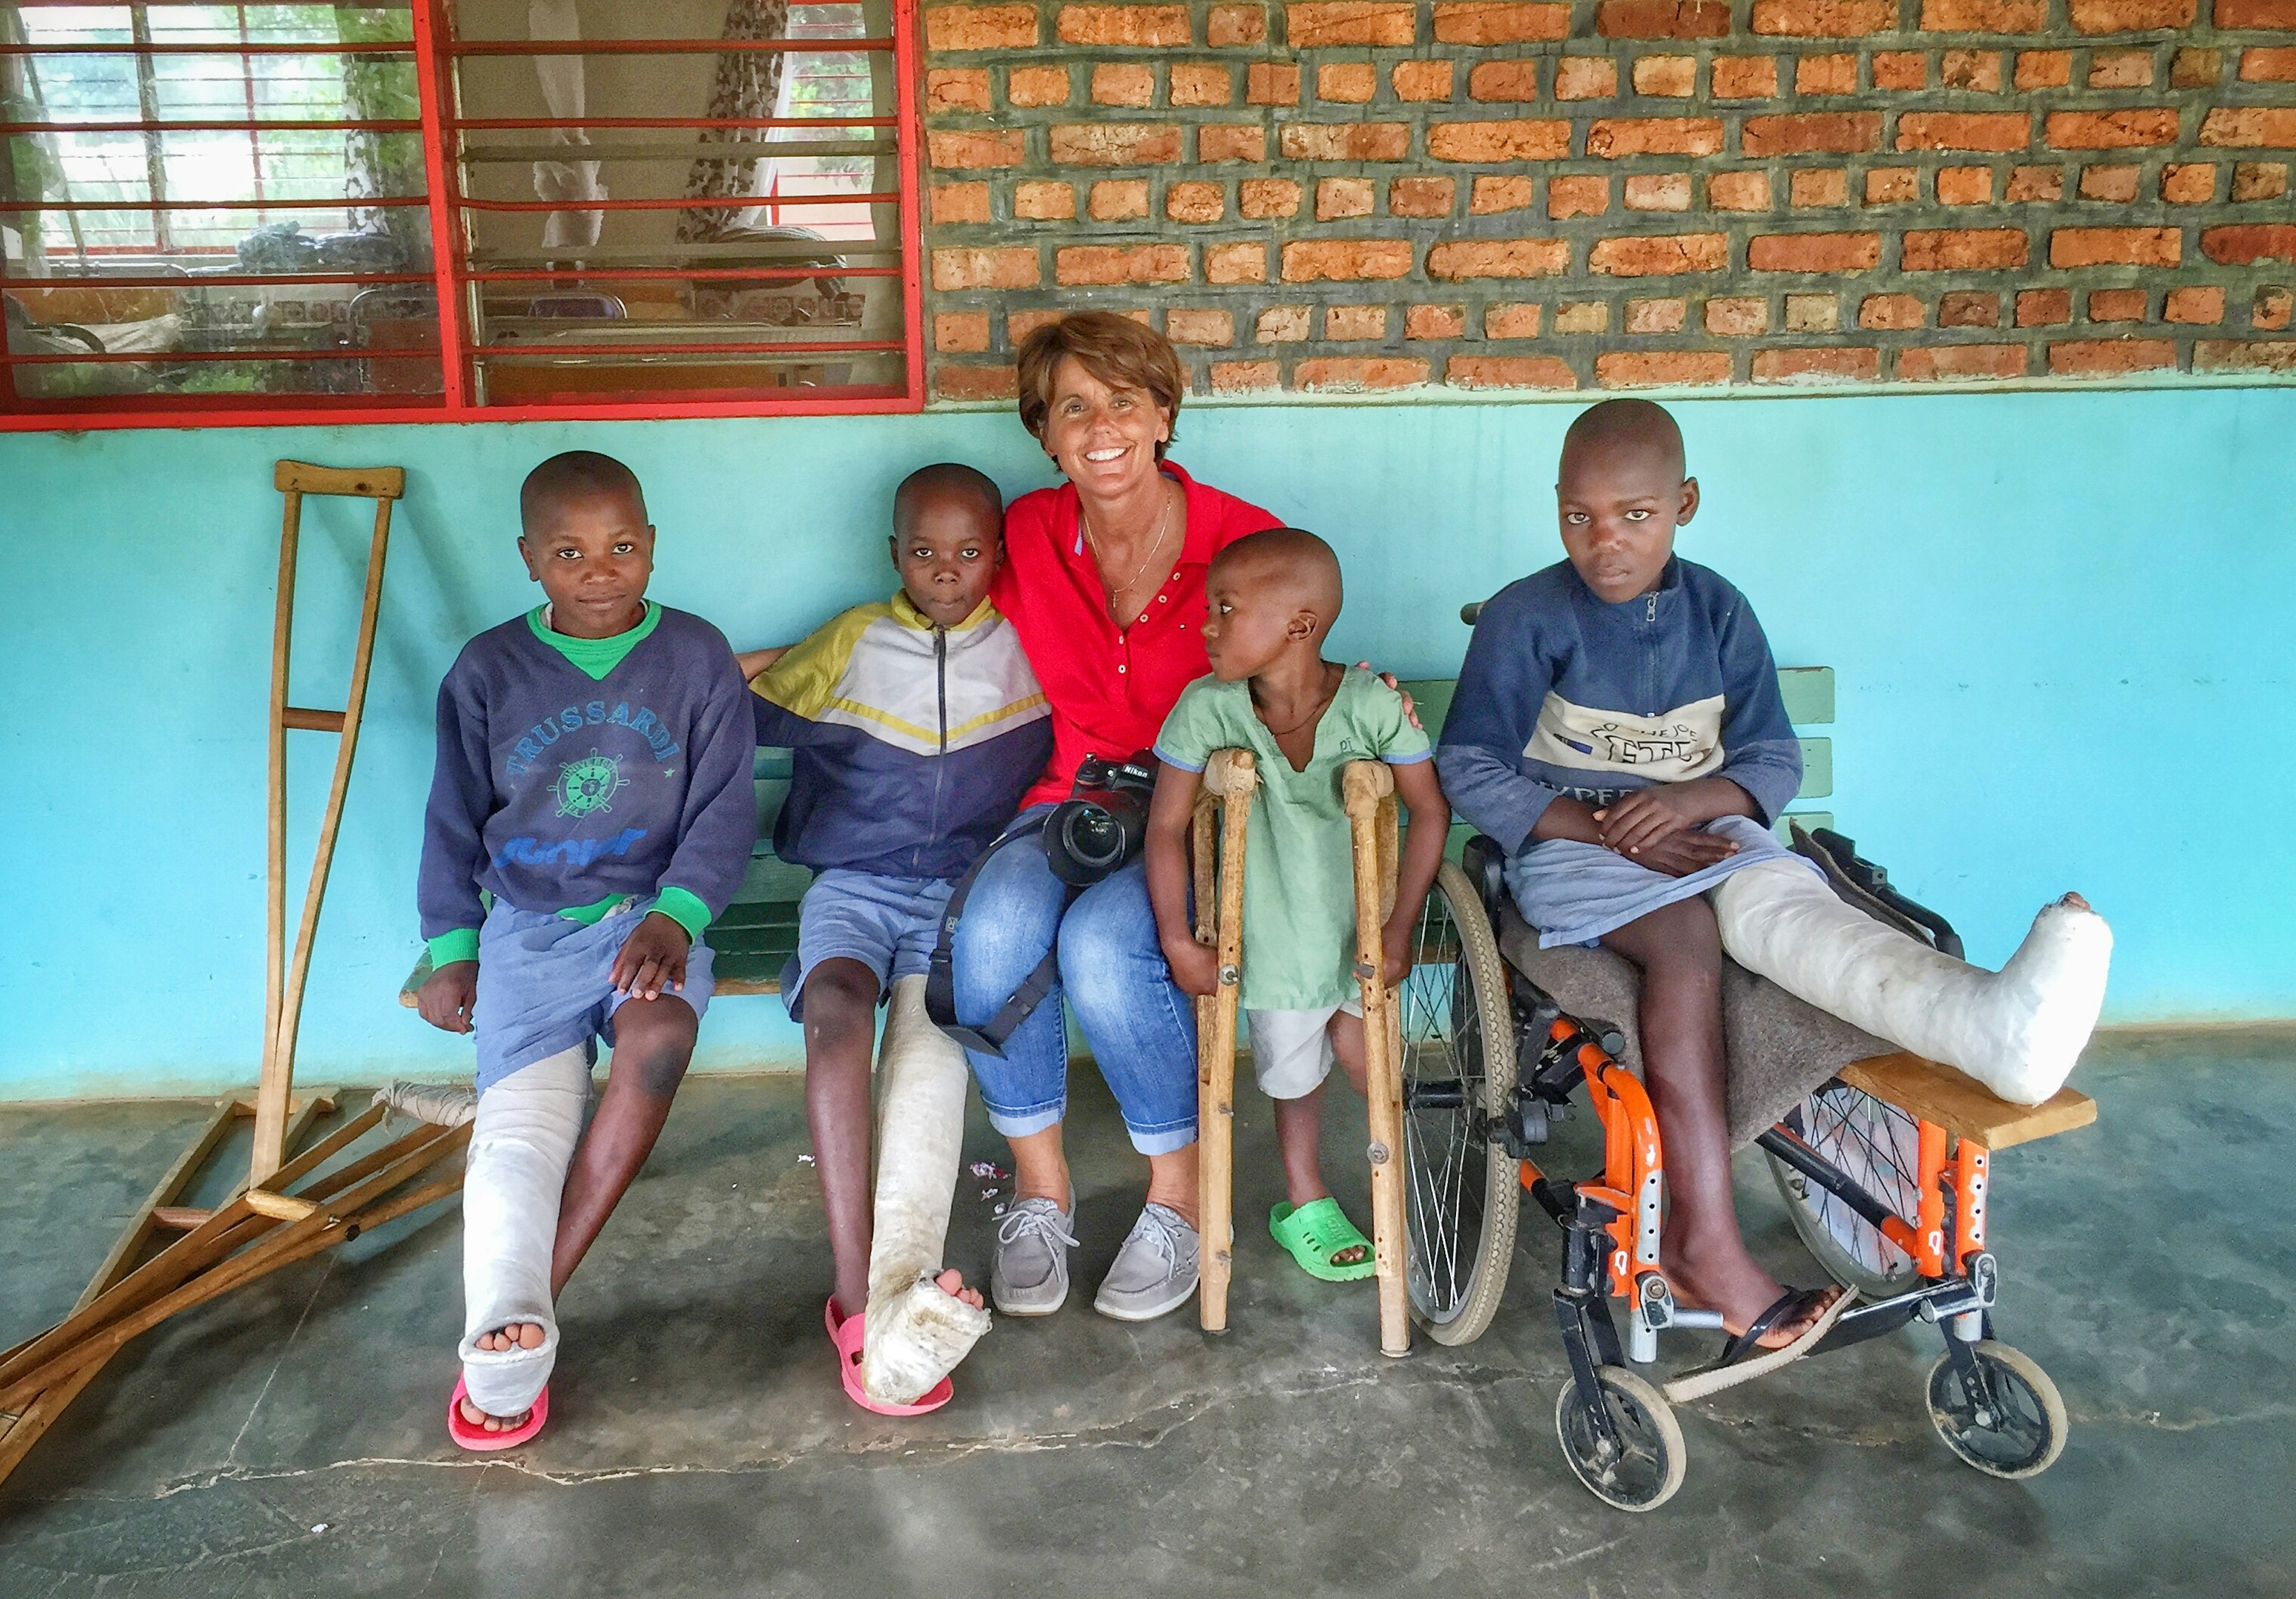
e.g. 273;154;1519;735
917;0;2296;400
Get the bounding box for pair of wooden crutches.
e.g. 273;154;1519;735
0;462;470;1487
1190;749;1413;1357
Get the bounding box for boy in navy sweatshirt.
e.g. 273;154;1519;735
1437;401;1848;1360
744;463;1051;1411
415;450;756;1444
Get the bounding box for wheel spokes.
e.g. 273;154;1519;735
1803;1087;1921;1279
1399;889;1489;1322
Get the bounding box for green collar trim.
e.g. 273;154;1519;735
527;600;661;681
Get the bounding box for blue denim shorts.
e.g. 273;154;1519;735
472;898;715;1091
786;868;955;1020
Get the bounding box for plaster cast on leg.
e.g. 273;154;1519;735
1712;860;2111;1106
459;1046;589;1418
860;976;991;1405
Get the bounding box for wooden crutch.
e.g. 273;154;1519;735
1193;748;1257;1333
0;1090;335;1481
253;460;405;1183
1342;761;1411;1358
0;459;465;1491
0;1113;473;1414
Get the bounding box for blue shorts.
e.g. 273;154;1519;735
1504;814;1821;950
472;898;716;1091
787;868;954;1021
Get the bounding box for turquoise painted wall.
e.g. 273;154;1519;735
3;389;2291;1100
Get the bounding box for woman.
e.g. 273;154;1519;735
956;312;1284;1324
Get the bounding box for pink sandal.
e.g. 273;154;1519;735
825;1297;952;1416
447;1374;549;1451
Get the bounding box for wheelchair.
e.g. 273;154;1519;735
1389;825;2092;1512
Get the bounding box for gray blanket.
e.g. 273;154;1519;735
1495;904;1895;1149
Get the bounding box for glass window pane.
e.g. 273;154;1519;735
447;0;909;407
1;1;437;411
4;273;440;400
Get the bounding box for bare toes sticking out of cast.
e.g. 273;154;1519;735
934;1267;987;1313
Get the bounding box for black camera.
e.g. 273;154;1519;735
1043;753;1157;887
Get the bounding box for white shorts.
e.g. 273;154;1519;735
1245;999;1363;1101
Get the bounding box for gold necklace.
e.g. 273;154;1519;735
1082;480;1176;612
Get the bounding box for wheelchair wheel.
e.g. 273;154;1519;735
1555;1366;1686;1512
1926;1340;2068;1480
1767;1084;1924;1301
1397;861;1521;1347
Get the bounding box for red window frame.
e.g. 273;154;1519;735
0;0;925;432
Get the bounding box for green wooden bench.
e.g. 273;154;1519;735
398;746;811;1006
401;662;1831;1007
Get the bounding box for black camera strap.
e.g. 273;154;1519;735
924;810;1074;1058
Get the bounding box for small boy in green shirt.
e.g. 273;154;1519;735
1144;528;1452;1281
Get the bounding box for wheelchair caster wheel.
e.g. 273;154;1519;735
1926;1340;2067;1480
1555;1366;1686;1512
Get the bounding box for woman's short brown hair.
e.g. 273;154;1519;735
1015;311;1185;460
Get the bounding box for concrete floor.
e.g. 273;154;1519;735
1;1032;2290;1598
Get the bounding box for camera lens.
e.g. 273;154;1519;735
1063;805;1125;870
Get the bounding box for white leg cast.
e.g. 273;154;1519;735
458;1046;590;1418
860;975;991;1405
1712;860;2112;1106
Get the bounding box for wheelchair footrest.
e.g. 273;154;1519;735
1837;1052;2098;1151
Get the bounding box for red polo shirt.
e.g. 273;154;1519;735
996;460;1283;808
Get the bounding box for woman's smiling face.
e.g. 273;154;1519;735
1040;355;1173;499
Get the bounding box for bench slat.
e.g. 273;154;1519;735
1836;1051;2097;1151
1777;666;1835;727
1797;737;1832;800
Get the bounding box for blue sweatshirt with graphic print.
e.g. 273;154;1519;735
1436;557;1802;857
419;606;759;959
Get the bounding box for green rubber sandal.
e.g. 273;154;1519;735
1269;1198;1378;1283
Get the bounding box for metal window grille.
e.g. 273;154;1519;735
0;0;923;427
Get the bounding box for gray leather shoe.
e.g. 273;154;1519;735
991;1195;1077;1317
1093;1203;1200;1322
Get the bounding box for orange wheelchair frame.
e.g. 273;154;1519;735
1528;1013;1993;1363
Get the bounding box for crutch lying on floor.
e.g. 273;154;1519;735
1191;749;1413;1357
0;461;468;1488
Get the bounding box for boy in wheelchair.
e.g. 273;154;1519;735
1436;399;2113;1371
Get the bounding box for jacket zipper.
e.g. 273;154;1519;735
919;624;949;875
1642;590;1659;713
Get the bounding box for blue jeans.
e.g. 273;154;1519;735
951;808;1198;1155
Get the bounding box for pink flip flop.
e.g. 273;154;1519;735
447;1374;549;1451
825;1297;952;1416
